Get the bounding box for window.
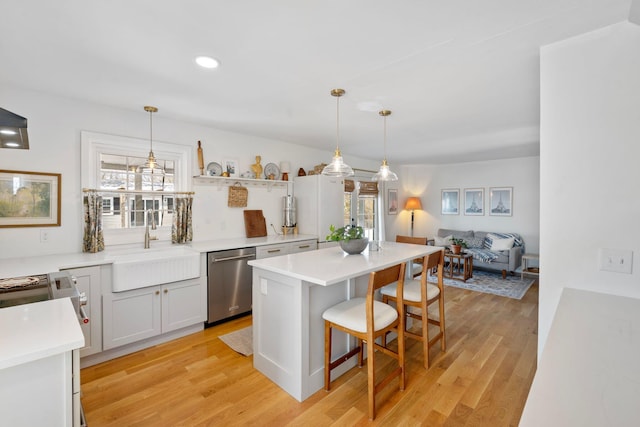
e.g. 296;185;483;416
98;153;176;230
81;131;192;244
344;178;379;241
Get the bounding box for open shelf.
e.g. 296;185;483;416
192;175;290;190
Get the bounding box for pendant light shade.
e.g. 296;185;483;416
372;110;398;181
143;106;165;177
322;89;354;177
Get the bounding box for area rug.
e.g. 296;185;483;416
430;269;535;300
218;326;253;356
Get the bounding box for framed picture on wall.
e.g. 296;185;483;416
489;187;513;216
464;188;484;216
388;188;398;215
441;188;459;215
0;170;61;228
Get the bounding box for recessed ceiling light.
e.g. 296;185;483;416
195;56;220;69
0;129;17;135
5;142;20;147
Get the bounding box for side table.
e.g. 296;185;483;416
521;253;540;280
443;252;473;282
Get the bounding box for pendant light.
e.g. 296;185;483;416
322;89;354;177
372;109;398;181
143;105;164;176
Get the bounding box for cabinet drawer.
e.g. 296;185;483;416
289;239;317;254
256;244;289;259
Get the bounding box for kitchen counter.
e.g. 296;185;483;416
520;288;640;426
0;298;84;369
190;234;317;252
250;242;442;401
0;234;318;278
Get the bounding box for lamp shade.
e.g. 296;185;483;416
279;161;291;173
404;197;422;211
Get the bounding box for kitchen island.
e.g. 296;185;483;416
248;242;441;401
0;298;84;426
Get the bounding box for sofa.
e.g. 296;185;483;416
435;228;524;278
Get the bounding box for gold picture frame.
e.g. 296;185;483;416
0;170;61;227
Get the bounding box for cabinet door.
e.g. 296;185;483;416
63;266;102;357
256;244;289;259
288;239;317;254
103;286;161;350
161;278;205;332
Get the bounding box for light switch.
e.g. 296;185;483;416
599;248;633;274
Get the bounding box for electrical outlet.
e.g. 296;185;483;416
599;248;633;274
40;230;49;243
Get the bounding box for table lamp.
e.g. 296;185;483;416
404;197;422;236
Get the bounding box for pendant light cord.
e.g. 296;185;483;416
336;93;340;152
383;113;387;161
149;109;153;154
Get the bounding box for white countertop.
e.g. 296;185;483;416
0;298;85;370
0;234;318;278
520;288;640;426
190;234;317;252
249;242;442;286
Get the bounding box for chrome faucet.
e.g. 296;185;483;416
144;209;158;249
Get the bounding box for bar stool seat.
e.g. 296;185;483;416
322;299;399;332
322;262;407;420
380;249;445;369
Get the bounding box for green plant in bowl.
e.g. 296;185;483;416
326;225;365;241
327;225;368;254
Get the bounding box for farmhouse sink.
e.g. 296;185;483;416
107;245;201;292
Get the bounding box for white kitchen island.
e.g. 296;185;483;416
248;242;441;402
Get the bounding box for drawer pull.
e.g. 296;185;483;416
267;249;281;253
298;245;310;249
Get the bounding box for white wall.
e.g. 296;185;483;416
0;86;378;259
386;157;540;254
539;22;640;354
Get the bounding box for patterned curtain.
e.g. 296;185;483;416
172;194;193;244
83;192;104;253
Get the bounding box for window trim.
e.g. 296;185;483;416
81;131;193;245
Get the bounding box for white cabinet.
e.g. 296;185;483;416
256;239;317;259
103;277;204;350
63;265;102;357
162;279;204;332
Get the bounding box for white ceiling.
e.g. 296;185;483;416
0;1;634;164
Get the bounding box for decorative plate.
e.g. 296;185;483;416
264;163;280;180
206;162;223;176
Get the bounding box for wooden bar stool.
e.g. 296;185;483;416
396;235;428;278
322;262;407;420
381;249;446;369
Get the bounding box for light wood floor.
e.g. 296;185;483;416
82;280;538;426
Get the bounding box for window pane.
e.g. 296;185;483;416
99;153;176;229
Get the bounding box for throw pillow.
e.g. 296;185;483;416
490;237;515;251
466;236;485;249
434;235;453;246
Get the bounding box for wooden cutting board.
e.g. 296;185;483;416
243;210;267;238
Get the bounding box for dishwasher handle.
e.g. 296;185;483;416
211;254;256;262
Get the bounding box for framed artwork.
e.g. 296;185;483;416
223;158;239;177
464;188;484;216
0;170;61;227
441;188;459;215
489;187;513;216
388;188;398;215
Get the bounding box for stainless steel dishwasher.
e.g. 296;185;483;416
207;247;256;325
